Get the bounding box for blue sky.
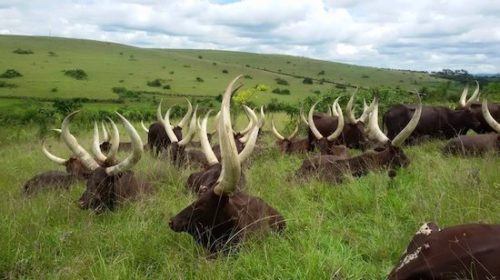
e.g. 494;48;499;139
1;0;500;73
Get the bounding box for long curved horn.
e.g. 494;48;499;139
214;76;243;195
328;106;333;116
458;84;468;108
259;106;265;128
42;141;67;165
91;122;107;162
176;98;193;128
52;128;62;133
105;117;120;161
300;107;309;126
237;106;259;162
326;103;344;141
346;87;358;124
288;125;299;140
308;101;324;140
331;96;341;117
482;99;500;133
199;110;219;166
392;93;422;147
366;97;390;144
61;111;100;170
464;80;480;108
105;113;143;175
140;120;149;133
163;108;179;142
238;108;254;135
178;105;198;146
357;97;376;124
271;119;285;140
157;99;164;122
101;122;109;142
239;106;258;143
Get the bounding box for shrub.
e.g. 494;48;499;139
13;48;33;54
52;99;83;116
198;55;203;59
222;69;228;74
163;84;171;89
112;87;127;94
169;71;175;75
244;75;253;79
275;78;289;86
0;69;22;79
48;51;57;57
335;84;346;89
302;77;313;84
196;77;204;82
63;69;88;80
51;87;58;93
213;62;217;66
361;74;370;78
318;70;325;75
0;81;16;88
272;88;291;95
147;79;163;87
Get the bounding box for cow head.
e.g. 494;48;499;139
308;101;345;154
59;111;143;213
42;142;92;178
456;81;480;110
170;76;260;251
271;120;299;153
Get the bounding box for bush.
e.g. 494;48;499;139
52;99;83;116
361;74;370;78
48;51;57;57
51;87;58;93
196;77;204;82
0;81;16;88
63;69;88;80
275;78;289;86
318;70;325;75
13;48;33;54
272;88;291;95
198;55;203;59
163;84;171;89
222;69;228;74
147;79;163;87
244;75;253;79
0;69;22;79
112;87;127;94
302;77;313;84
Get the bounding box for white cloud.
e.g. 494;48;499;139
0;0;500;73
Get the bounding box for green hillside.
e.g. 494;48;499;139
0;35;447;106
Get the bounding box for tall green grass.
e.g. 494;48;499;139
0;124;498;279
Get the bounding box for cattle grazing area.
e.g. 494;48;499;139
0;117;499;278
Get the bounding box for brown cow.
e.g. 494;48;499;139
60;111;153;213
272;120;310;154
297;94;422;183
170;76;285;255
388;222;500;280
442;99;500;156
22;171;79;195
456;80;500;133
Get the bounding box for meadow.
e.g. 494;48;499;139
0;35;499;279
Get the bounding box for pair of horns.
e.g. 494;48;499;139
458;80;480;109
140;120;149;133
271;120;298;141
366;93;422;147
91;120;119;163
345;88;373;124
61;111;143;175
157;98;193;129
213;76;260;195
482;99;500;133
161;103;198;146
309;101;345;141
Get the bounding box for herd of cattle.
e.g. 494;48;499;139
22;76;499;279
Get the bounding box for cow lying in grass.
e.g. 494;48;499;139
169;76;286;255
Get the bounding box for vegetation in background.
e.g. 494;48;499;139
63;69;88;80
0;69;22;78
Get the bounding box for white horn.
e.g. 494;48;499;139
163;108;179;142
214;76;243;195
327;103;344;141
259;106;265;128
91;122;107;162
199;110;219;166
42;141;67;165
238;105;259;162
178;105;198;146
308;101;324;140
239;106;258;144
346;88;358;124
392;93;422;147
482;99;500;133
271;119;285;140
101;122;109;142
331;96;340;117
366;97;390;144
464;80;480;108
300;107;309;126
176;98;193;128
61;111;99;170
105;113;143;175
140;120;149;133
105;117;120;161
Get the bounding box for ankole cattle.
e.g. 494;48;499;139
186;108;259;194
303;91;372;150
147;99;192;156
272;120;309;154
22;171;79;195
442;99;500;155
170;76;286;254
456;81;500;133
384;86;481;141
61;111;153;213
388;222;500;280
297;94;422;183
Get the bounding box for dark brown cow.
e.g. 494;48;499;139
271;121;310;154
302;91;373;150
22;171;79;195
42;143;92;178
442;99;500;155
170;76;285;254
388;222;500;280
456;81;500;133
147;99;192;156
60;111;153;213
297;94;422;183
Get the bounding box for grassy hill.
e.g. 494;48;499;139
0;35;447;106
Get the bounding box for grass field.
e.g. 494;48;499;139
0;122;499;279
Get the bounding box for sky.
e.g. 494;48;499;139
1;0;500;74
